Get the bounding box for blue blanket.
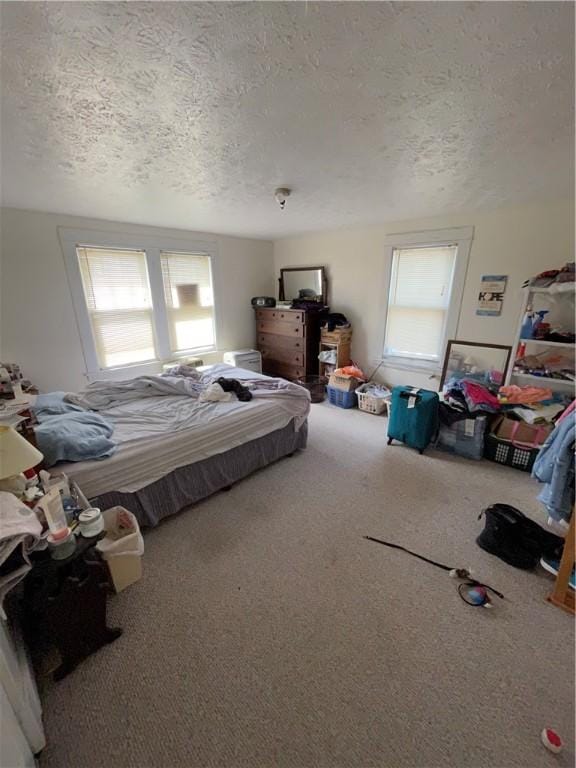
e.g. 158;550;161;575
32;392;84;422
34;411;116;467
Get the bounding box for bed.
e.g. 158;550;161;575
51;364;310;527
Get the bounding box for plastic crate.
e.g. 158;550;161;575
356;383;391;415
484;433;538;472
327;385;357;409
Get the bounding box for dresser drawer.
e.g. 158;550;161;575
262;360;305;381
260;347;304;366
256;309;304;324
257;319;304;338
257;333;304;351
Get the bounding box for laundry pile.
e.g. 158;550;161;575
438;377;501;459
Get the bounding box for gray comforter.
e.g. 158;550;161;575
66;372;205;410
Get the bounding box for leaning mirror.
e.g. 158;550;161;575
439;340;512;393
279;267;327;303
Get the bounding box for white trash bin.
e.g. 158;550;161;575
96;507;144;593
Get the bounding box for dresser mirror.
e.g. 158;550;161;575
279;267;327;303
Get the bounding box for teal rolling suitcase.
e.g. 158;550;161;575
387;386;439;454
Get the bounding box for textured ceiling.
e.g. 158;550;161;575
1;2;574;238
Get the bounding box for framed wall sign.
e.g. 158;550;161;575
477;275;507;316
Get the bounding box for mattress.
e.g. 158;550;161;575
60;364;310;498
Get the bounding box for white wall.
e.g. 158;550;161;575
0;208;274;392
274;200;575;389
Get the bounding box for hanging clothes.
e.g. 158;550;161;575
532;411;575;522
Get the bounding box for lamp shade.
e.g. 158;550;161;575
0;427;43;479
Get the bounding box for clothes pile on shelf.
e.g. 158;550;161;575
513;351;575;381
523;261;575;289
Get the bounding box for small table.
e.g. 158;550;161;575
23;533;122;681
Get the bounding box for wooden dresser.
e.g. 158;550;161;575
255;307;322;380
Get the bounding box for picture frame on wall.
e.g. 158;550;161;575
477;275;508;316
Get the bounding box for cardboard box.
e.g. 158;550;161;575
328;372;363;392
105;555;142;593
490;414;552;448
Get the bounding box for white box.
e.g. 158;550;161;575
223;349;262;373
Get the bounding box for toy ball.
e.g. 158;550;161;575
466;585;488;605
541;728;563;754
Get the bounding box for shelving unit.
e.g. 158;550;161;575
319;328;352;378
506;284;575;393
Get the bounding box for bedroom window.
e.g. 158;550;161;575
77;247;157;368
60;228;219;376
160;252;215;353
382;227;473;371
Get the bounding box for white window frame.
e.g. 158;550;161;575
381;226;473;373
59;227;220;377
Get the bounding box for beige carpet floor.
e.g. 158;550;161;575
39;403;574;768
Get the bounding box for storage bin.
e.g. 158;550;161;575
436;415;487;460
484;433;538;472
327;385;357;409
356;383;391;415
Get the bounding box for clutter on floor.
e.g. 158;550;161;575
476;504;564;570
326;365;366;409
364;535;504;608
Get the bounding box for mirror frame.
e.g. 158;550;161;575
279;266;328;303
439;339;512;392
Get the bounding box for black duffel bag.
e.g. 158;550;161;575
477;504;564;570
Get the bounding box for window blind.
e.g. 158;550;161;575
77;247;156;368
160;252;215;352
384;245;457;361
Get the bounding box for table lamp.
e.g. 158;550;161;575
0;426;43;493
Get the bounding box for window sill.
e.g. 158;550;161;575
381;357;441;376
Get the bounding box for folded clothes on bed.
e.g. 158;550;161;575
34;411;116;467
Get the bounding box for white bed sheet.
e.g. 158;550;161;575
60;365;309;497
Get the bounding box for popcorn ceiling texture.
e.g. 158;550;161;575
1;1;573;238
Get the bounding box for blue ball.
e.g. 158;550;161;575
467;586;488;605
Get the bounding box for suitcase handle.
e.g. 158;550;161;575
399;392;421;403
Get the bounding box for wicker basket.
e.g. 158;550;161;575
355;383;391;415
296;376;328;403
